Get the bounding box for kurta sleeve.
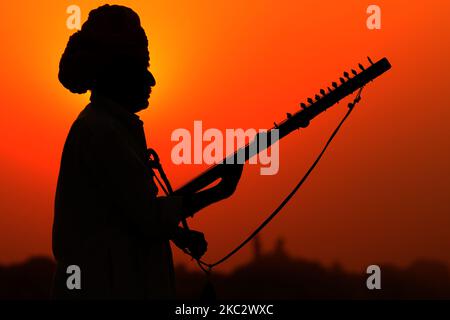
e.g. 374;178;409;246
80;119;183;241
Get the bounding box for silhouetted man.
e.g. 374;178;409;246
52;4;242;299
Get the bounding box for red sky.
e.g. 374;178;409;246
0;1;449;272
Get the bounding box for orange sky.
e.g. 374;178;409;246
0;1;449;273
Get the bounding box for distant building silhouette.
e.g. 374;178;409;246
1;237;450;299
253;235;262;260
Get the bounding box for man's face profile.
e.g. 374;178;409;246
97;58;156;113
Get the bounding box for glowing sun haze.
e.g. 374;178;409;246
0;1;449;272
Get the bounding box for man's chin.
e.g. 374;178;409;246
134;100;149;113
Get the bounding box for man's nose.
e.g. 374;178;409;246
147;70;156;87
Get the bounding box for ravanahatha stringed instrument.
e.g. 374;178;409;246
173;57;391;196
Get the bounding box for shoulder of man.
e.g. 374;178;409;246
75;103;120;136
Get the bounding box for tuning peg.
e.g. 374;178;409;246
300;102;307;109
286;112;292;118
339;77;345;84
315;94;321;101
327;87;332;93
344;71;350;79
351;69;357;76
320;89;326;96
358;63;365;71
307;97;314;104
332;82;338;88
348;102;354;109
368;56;374;65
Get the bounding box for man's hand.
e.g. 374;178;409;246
179;164;244;219
172;227;208;260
